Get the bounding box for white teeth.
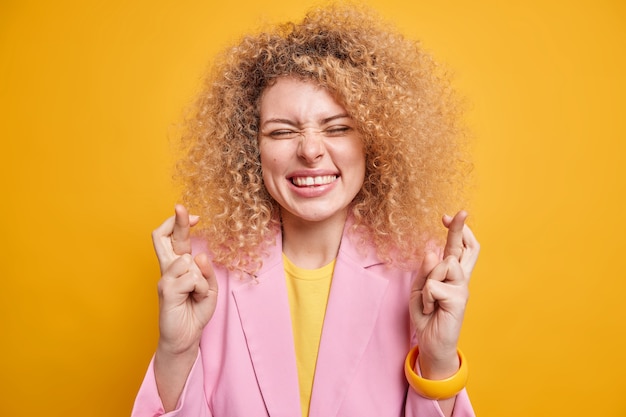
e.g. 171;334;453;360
292;175;337;186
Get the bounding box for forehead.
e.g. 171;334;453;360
259;77;347;122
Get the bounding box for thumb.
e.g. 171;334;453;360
194;253;219;296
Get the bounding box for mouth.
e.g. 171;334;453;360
290;175;338;187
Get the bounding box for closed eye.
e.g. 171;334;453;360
262;125;353;139
267;130;300;139
323;126;352;137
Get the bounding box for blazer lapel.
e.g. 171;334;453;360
232;243;301;417
308;238;389;417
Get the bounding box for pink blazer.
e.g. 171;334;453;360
132;231;475;417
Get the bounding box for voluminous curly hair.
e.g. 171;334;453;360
177;3;470;274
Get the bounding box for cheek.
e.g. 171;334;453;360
352;152;367;189
350;144;366;175
260;141;289;173
259;143;272;171
259;147;280;189
260;154;278;180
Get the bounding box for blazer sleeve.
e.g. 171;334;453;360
405;388;475;417
130;351;211;417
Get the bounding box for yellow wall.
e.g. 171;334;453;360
1;0;625;415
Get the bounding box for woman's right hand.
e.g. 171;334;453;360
152;204;219;357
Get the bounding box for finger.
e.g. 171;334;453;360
419;260;448;314
440;257;465;285
160;255;208;299
443;211;468;260
421;279;444;316
161;253;195;281
421;261;467;314
194;253;219;302
158;254;196;302
459;224;480;279
172;205;195;255
422;256;465;285
421;278;468;315
412;251;439;292
152;206;200;271
412;254;449;317
152;214;178;270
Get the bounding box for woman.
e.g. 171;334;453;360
132;4;479;417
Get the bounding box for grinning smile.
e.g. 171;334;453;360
290;175;338;187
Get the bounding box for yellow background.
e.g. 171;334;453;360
1;0;625;416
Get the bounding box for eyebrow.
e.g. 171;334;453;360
261;113;351;128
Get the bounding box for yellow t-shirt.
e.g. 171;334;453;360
283;254;335;417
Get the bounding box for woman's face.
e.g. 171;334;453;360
258;77;365;225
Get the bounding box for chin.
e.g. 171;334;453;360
285;206;348;224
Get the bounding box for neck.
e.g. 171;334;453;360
281;210;347;269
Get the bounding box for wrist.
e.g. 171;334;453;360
404;346;468;400
417;349;460;380
156;340;199;362
154;344;199;385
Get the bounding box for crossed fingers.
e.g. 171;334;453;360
442;211;480;280
152;205;200;274
413;211;479;315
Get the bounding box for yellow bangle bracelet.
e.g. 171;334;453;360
404;345;468;400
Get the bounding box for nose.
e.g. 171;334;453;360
297;130;325;163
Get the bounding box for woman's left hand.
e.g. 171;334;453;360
409;211;480;379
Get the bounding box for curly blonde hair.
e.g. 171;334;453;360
177;3;470;274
